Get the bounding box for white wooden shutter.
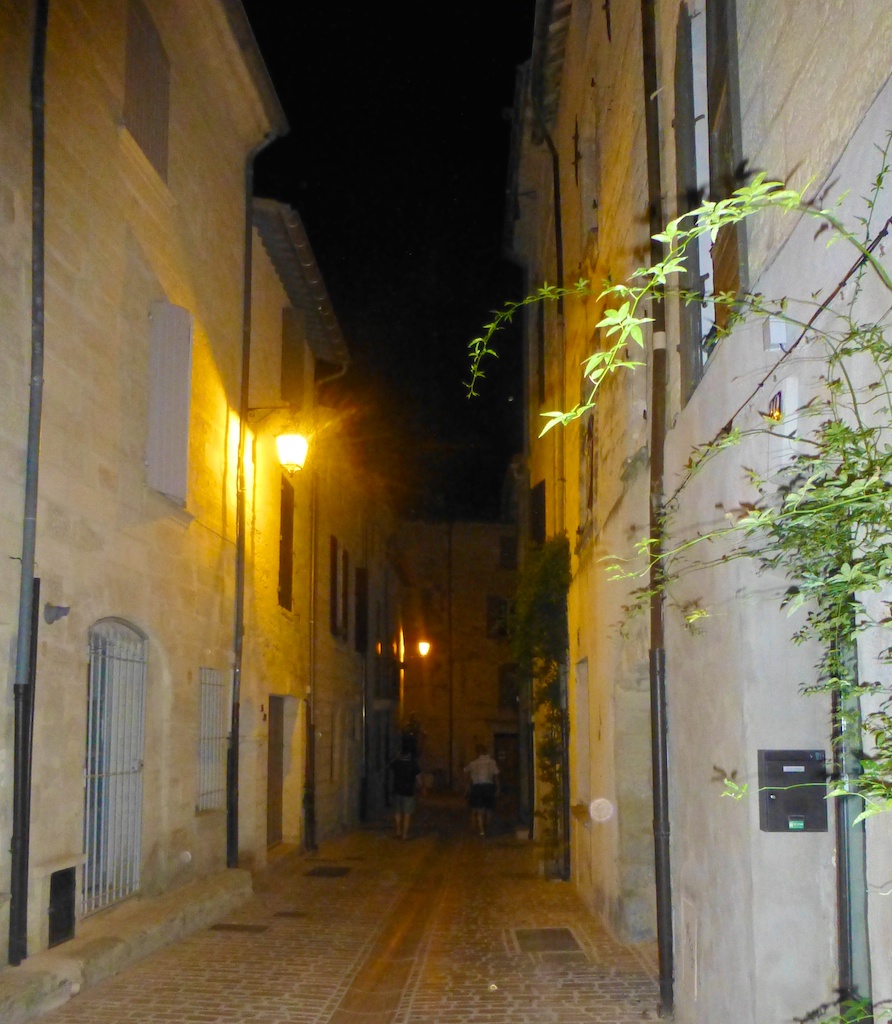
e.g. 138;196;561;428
146;300;193;504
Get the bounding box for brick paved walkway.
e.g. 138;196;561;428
38;800;658;1024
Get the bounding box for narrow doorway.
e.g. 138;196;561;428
267;695;285;847
493;733;519;820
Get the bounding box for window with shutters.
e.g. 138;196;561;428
354;567;369;653
281;307;306;407
124;0;170;180
486;596;513;639
146;301;193;504
498;663;520;709
329;537;339;635
578;410;597;543
341;548;350;643
706;0;746;320
530;480;546;547
329;536;349;640
674;1;747;402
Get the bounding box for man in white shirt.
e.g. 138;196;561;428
464;744;500;836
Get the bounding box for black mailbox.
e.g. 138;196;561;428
757;749;828;832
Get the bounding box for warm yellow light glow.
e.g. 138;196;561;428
276;432;309;473
417;641;431;657
229;410;255;496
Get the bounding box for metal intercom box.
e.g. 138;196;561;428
757;749;828;832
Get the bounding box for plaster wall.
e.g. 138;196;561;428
735;0;892;281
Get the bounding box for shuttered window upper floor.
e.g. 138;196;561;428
123;0;170;181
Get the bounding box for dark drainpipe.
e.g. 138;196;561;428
833;642;873;1015
9;0;50;967
641;0;673;1015
228;133;277;869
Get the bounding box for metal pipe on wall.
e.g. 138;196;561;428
640;0;674;1014
229;131;277;869
832;652;873;1012
9;0;50;967
303;462;318;851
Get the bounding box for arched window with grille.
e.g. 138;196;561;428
83;619;147;914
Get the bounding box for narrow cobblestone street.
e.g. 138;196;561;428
37;799;658;1024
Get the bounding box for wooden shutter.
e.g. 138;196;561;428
146;301;192;504
706;0;746;325
675;4;705;402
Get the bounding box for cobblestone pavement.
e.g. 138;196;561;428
39;800;658;1024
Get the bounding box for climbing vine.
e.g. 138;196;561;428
510;535;571;867
472;164;892;820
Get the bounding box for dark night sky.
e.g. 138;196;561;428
242;3;537;519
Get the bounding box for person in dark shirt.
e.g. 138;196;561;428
389;736;421;839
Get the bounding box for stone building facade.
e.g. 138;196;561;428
242;200;404;858
0;0;399;965
396;521;521;811
508;2;892;1022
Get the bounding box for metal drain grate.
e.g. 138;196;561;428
513;927;581;952
210;923;269;933
305;866;350;878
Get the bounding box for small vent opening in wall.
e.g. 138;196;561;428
48;867;76;947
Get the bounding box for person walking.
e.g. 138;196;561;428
464;743;500;836
389;735;421;839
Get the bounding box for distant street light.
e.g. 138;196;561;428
417;640;431;657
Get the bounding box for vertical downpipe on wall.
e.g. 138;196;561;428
833;642;873;1013
9;0;50;967
229;133;276;869
303;464;318;851
641;0;674;1014
447;522;454;788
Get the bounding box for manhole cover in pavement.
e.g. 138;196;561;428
210;923;269;933
514;927;581;952
305;866;350;877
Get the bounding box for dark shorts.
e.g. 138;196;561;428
469;783;496;810
393;793;416;814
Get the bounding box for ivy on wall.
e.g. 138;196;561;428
510;535;571;864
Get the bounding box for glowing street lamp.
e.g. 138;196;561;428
276;432;309;474
417;640;431;657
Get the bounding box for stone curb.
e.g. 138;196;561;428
0;868;252;1024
